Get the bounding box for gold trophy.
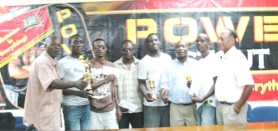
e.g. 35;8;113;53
186;73;192;88
147;73;157;99
79;56;93;93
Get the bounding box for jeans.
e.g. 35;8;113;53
119;112;143;129
62;104;91;130
143;105;169;127
197;103;216;125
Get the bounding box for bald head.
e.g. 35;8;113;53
196;33;210;53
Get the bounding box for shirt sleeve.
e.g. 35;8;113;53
235;54;254;87
36;63;59;91
137;61;147;80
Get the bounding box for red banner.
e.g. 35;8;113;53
249;70;278;101
0;6;54;68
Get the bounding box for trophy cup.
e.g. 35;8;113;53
147;73;157;100
185;73;192;88
80;56;93;93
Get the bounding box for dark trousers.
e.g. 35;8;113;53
0;112;15;130
119;112;143;129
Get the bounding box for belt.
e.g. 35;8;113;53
173;102;194;106
219;101;234;105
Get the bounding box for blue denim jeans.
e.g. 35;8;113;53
62;104;91;130
119;112;143;129
197;103;216;125
143;105;170;127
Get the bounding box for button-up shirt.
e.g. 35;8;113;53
168;58;197;104
215;46;254;102
114;57;143;113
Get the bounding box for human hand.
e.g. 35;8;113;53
145;92;156;102
75;78;88;90
116;107;122;122
187;82;192;88
161;88;169;104
105;74;116;83
80;90;91;98
191;93;203;103
233;103;241;114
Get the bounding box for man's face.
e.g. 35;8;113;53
175;41;188;58
196;36;210;52
218;30;234;53
47;37;61;58
71;36;84;56
93;40;107;57
122;42;135;60
146;34;160;52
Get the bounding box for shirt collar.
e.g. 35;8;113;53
116;56;139;65
223;46;237;59
174;57;190;65
43;51;58;66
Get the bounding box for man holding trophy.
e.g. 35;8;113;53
138;33;172;128
57;34;92;130
166;40;198;127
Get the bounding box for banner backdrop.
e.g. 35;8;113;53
0;0;277;109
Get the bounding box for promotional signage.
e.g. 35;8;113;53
0;6;54;68
0;1;277;109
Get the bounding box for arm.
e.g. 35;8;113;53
112;85;122;122
63;89;89;98
90;74;115;90
49;79;87;90
234;84;254;114
138;79;154;102
8;58;30;79
191;76;217;103
160;71;169;103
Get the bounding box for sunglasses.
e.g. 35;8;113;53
94;45;106;50
122;48;135;52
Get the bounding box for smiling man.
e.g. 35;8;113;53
137;33;172;128
24;36;88;131
167;40;198;127
57;34;91;130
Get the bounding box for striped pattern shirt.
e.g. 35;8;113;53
114;57;143;113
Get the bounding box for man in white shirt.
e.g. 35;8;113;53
57;34;91;130
215;28;254;125
138;33;172;127
189;33;219;125
167;40;197;126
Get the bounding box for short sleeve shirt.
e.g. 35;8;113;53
24;51;62;131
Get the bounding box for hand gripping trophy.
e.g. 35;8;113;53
147;72;157;100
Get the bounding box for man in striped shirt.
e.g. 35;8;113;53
114;40;143;129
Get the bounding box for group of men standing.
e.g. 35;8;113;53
23;28;254;131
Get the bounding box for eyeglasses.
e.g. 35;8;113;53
94;45;106;50
122;48;135;52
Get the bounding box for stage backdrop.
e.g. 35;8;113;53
0;0;277;109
